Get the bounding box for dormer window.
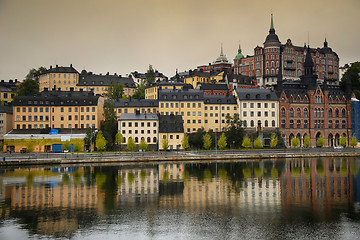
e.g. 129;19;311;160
266;94;271;99
256;94;260;99
246;94;250;99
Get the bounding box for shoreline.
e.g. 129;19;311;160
1;149;360;167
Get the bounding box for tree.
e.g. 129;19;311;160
203;133;212;150
145;65;156;86
26;141;35;152
73;142;83;152
127;137;136;151
189;128;206;149
26;67;46;80
242;135;251;148
17;67;46;96
133;82;146;99
162;136;169;150
115;131;124;146
218;133;227;149
291;137;300;148
139;138;148;151
95;130;107;151
102;101;117;150
181;134;189;150
303;134;311;148
224;114;245;148
270;133;278;148
316;134;325;147
63;140;71;151
350;135;358;148
84;127;96;150
340;62;360;98
340;136;347;147
254;137;263;149
106;83;124;100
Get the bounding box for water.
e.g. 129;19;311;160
0;158;359;239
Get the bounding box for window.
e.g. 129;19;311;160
304;120;308;128
335;109;339;117
272;120;275;127
304;108;308;118
250;120;254;127
281;108;285;117
250;103;254;108
265;120;268;127
264;103;268;108
265;112;268;117
289;108;294;117
257;111;261;117
342;109;346;118
342;120;346;128
257;103;261;108
297;108;301;117
243;103;247;108
243;111;247;117
250;111;254;117
297;120;301;128
289;120;294;128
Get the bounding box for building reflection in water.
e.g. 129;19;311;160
0;157;358;238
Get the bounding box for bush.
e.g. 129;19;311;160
254;137;263;149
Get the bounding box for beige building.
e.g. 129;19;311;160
13;89;104;130
39;64;79;92
118;112;159;150
184;70;224;89
0;80;18;105
145;81;191;100
235;88;279;129
159;114;184;150
0;106;13;140
113;99;158;119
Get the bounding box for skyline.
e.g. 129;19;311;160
1;0;359;81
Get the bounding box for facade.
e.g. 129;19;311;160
159;114;184;150
184;70;224;89
113;99;158;118
235;88;279;130
127;70;168;86
198;83;230;96
234;15;339;86
78;70;136;98
39;65;79;92
13;89;104;130
145;81;191;100
0;106;13;140
224;73;257;90
277;46;352;147
0;80;18;105
118;112;159;149
197;45;233;74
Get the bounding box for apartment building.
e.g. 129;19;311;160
38;64;79;92
145;81;191;100
0;106;13;140
112;99;158;119
159;114;184;150
13;89;104;130
0;80;18;105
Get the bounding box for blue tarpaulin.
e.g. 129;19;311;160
49;129;59;135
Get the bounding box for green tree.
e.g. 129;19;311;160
73;142;82;152
106;83;124;100
162;136;169;150
145;65;156;86
203;133;212;150
62;140;71;151
242;135;251;148
218;133;227;149
181;134;189;150
189;128;205;149
350;135;358;148
270;133;278;148
340;136;347;147
133;82;146;99
26;67;46;80
254;137;263;149
303;134;311;148
291;137;300;148
95;130;107;151
316;134;325;147
127;137;136;151
17;67;46;96
26;141;35;153
340;62;360;98
115;131;124;146
102;101;117;150
139;138;148;151
224;114;245;148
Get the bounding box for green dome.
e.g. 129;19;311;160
234;46;244;60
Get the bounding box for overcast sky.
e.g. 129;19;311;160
0;0;359;81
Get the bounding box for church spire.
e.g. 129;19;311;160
270;13;274;30
220;43;224;56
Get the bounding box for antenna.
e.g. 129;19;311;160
307;32;310;46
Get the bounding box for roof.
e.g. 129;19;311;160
78;70;136;88
112;99;159;108
146;80;190;89
0;80;19;92
130;70;168;79
159;114;184;133
0;106;13;113
13;90;100;106
119;113;158;121
159;89;204;101
203;95;237;104
199;83;229;91
235;88;278;101
42;64;79;74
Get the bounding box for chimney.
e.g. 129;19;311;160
70;64;72;67
135;109;140;115
56;64;58;68
50;65;52;69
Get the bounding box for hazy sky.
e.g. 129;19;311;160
0;0;359;81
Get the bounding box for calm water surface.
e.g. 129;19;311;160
0;157;359;239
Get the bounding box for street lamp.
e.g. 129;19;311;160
90;128;98;153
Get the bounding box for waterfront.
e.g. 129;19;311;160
0;157;359;239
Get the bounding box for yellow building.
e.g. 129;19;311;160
38;64;79;92
184;70;225;89
145;81;192;100
0;106;13;140
113;99;158;119
78;70;136;98
0;79;19;105
159;114;184;150
13;89;104;130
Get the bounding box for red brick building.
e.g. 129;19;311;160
234;14;339;87
277;47;352;147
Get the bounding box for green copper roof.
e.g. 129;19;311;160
270;13;274;30
234;45;244;60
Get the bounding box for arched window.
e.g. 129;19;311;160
289;108;294;117
265;120;268;127
328;108;333;118
297;108;301;117
321;108;324;117
314;108;317;118
342;109;346;118
135;137;138;143
304;108;308;118
153;137;157;143
281;108;286;117
243;120;247;127
250;120;254;127
335;109;339;117
272;120;275;127
147;137;151;143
